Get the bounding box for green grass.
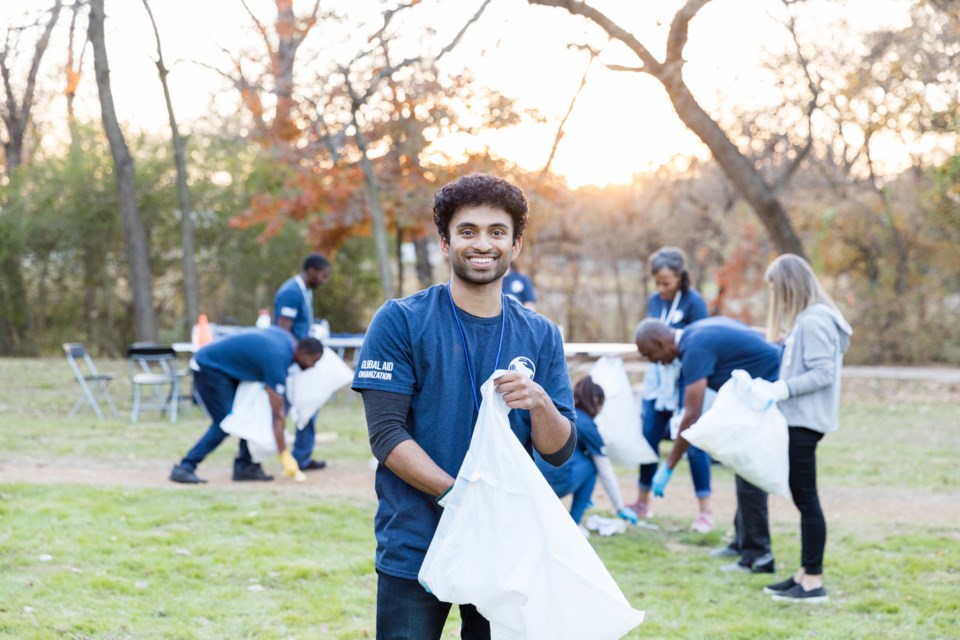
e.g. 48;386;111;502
1;359;959;638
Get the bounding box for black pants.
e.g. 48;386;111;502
732;475;771;565
789;426;826;574
376;571;490;640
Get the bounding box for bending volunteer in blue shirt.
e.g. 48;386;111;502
169;327;324;484
273;253;331;471
352;173;576;640
635;316;782;574
537;375;638;532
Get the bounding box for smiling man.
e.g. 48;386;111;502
352;173;576;639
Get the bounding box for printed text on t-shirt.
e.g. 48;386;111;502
358;359;394;380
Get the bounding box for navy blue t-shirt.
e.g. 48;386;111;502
646;288;708;329
352;284;575;580
195;326;296;393
273;276;312;340
502;271;537;305
678;317;781;390
537;411;605;495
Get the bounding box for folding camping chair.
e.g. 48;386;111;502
127;344;188;423
63;343;120;420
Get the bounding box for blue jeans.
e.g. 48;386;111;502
638;399;712;498
180;367;253;470
376;571;490;640
566;455;598;524
291;413;316;467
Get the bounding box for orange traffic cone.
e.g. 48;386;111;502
196;313;212;347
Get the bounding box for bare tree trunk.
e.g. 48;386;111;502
142;0;199;337
610;252;628;340
395;227;404;297
528;0;806;258
0;0;63;171
88;0;157;342
346;78;393;299
0;1;63;354
356;138;394;300
414;235;433;290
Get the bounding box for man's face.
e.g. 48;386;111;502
305;267;330;290
636;335;676;364
295;350;323;370
440;205;521;287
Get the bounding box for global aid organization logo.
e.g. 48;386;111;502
508;356;536;380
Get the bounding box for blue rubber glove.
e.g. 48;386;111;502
617;506;638;525
651;465;673;498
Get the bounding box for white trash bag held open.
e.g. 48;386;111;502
680;370;790;497
418;371;644;640
590;356;658;466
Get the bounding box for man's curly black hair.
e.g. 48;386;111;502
432;173;529;242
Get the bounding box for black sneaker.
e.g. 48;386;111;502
763;577;798;595
299;459;327;471
750;553;776;574
709;545;739;559
170;464;207;484
723;553;775;574
232;463;274;482
772;583;828;603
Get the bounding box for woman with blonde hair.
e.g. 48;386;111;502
758;254;852;603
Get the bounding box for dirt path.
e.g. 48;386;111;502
3;454;958;541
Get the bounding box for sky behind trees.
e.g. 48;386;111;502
2;0;911;187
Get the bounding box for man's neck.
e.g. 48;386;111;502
448;278;502;318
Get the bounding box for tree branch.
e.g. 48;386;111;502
772;3;819;194
528;0;663;74
665;0;711;66
240;0;274;57
542;46;596;177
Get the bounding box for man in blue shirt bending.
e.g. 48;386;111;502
273;253;331;472
169;327;324;484
635;316;782;573
352;173;577;639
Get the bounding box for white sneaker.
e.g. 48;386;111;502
690;511;716;533
578;524;591;539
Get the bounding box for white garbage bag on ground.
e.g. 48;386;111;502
286;347;355;429
589;356;658;466
679;370;790;497
419;371;645;640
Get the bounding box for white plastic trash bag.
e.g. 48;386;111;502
590;356;658;466
680;370;790;497
418;371;645;640
220;381;276;462
287;347;355;429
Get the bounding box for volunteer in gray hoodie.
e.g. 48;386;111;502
755;254;852;603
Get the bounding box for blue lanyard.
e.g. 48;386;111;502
446;282;506;412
